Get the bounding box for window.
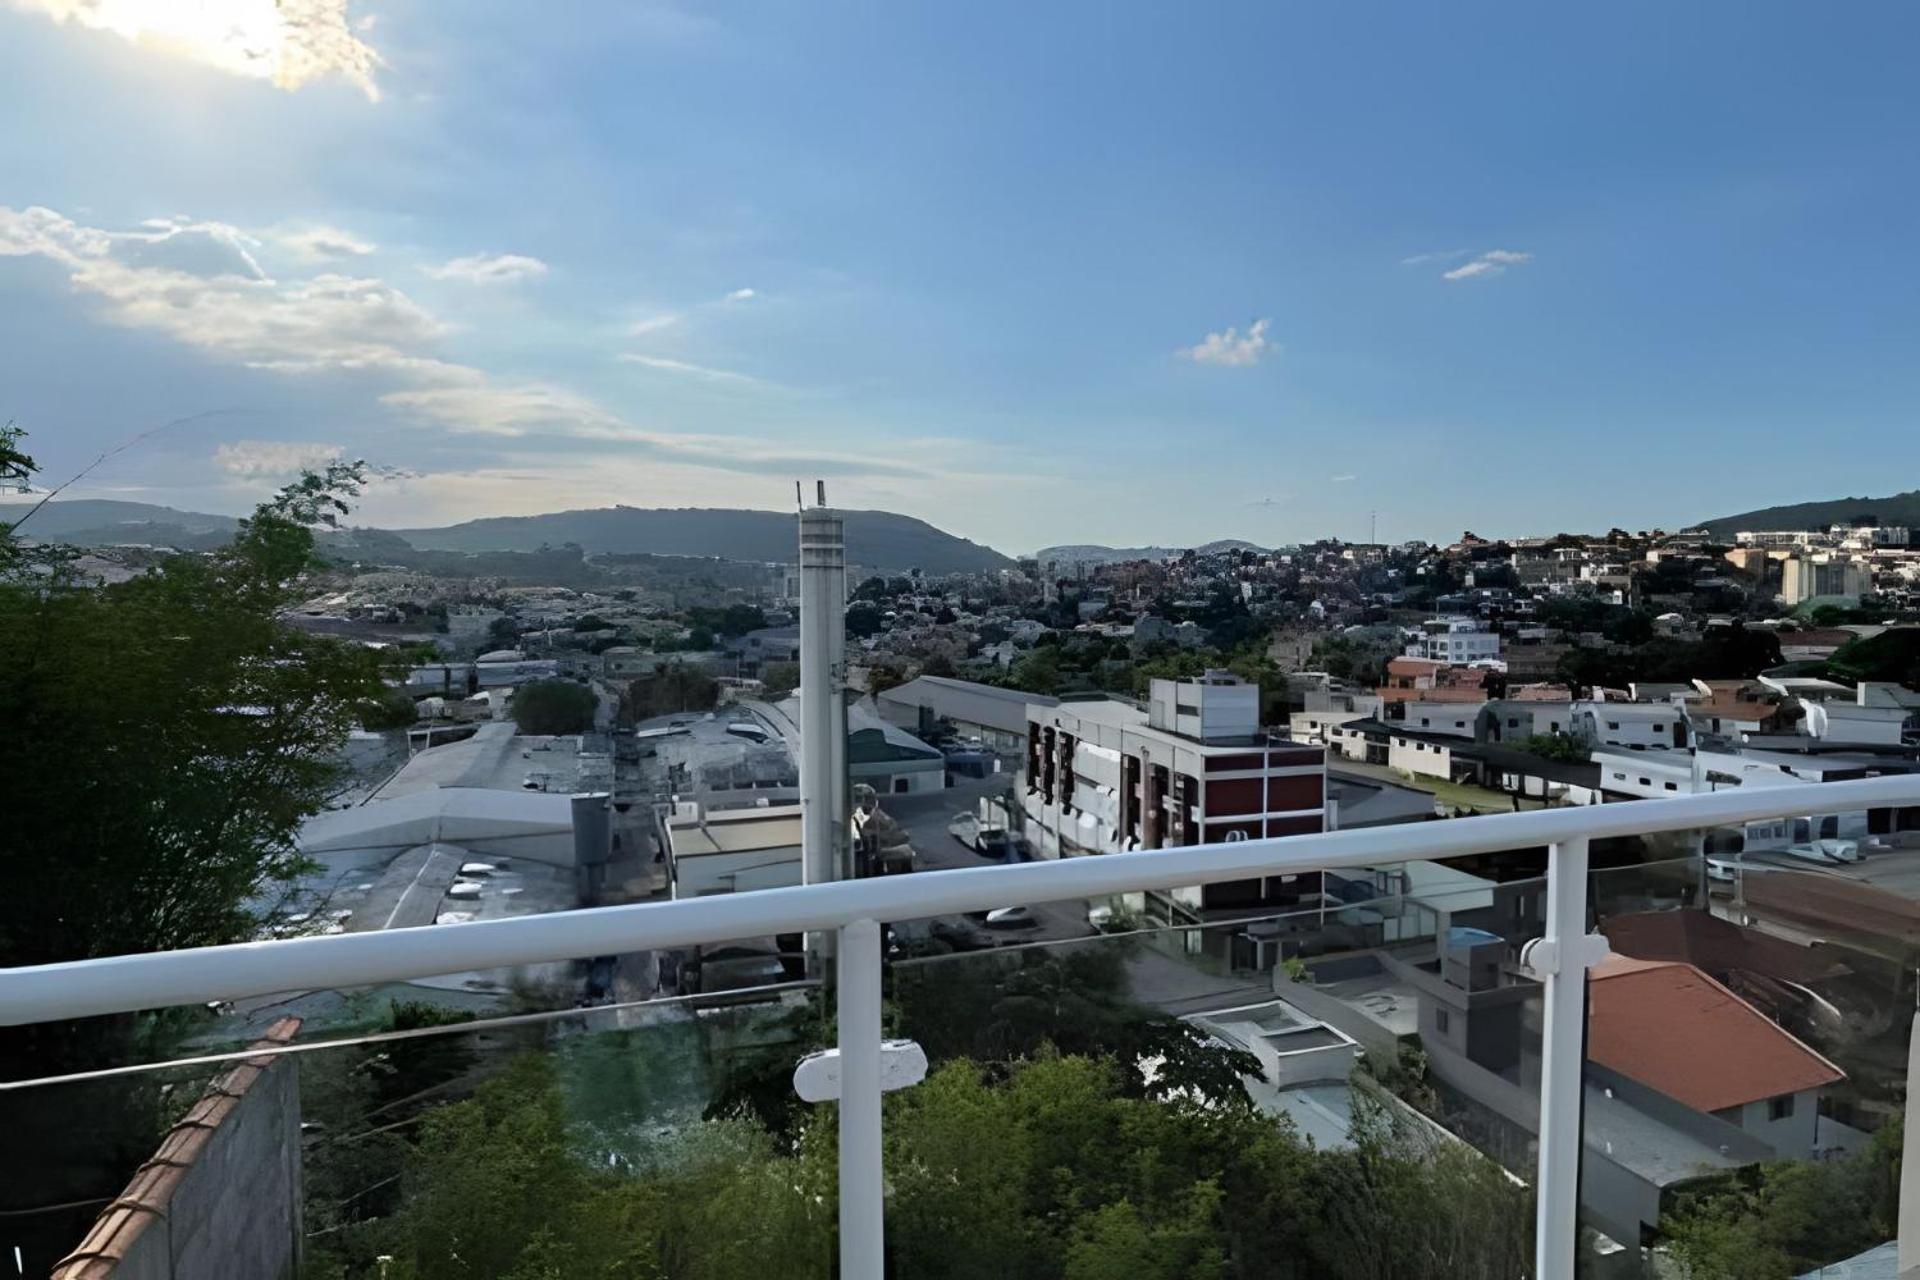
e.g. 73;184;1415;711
1664;782;1678;791
893;778;910;793
1508;717;1519;728
1434;1008;1451;1035
1768;1095;1795;1122
1607;721;1620;730
1638;777;1651;787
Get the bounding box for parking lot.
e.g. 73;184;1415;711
882;772;1096;947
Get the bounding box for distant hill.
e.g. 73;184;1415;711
0;499;239;549
3;499;1012;574
395;506;1012;574
1036;538;1266;567
1695;491;1920;541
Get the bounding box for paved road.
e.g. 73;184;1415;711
883;776;1095;946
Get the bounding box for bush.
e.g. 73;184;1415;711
510;679;598;734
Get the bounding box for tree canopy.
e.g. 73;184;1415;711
510;678;599;734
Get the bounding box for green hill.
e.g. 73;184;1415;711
1695;491;1920;541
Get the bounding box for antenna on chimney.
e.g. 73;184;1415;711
817;480;827;507
795;480;803;512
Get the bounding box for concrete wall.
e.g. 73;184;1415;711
1720;1091;1821;1157
1388;734;1452;780
61;1055;302;1280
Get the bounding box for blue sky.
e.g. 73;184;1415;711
2;1;1918;553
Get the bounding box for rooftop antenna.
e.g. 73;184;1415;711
817;479;828;507
1370;510;1378;545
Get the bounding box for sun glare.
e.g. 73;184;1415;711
14;0;381;98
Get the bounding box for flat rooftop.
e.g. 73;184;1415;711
667;805;804;857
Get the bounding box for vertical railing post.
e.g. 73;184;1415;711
1529;836;1601;1280
838;918;884;1278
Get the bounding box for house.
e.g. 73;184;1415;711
1405;617;1502;664
1572;700;1689;751
1685;680;1799;739
1586;955;1845;1158
1378;656;1491;705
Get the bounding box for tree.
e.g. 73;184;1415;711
845;600;885;638
0;455;393;1255
626;662;720;719
1516;731;1589;763
510;679;598;734
760;660;800;698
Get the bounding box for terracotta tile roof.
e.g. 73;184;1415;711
1586;957;1842;1113
50;1017;302;1280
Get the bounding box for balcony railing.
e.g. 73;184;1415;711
4;774;1918;1278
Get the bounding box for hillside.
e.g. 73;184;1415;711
1695;491;1920;541
1036;538;1266;566
392;506;1013;573
3;499;1011;574
0;499;240;549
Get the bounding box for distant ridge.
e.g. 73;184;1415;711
1035;538;1266;567
395;505;1011;573
1;499;1012;574
1694;490;1920;541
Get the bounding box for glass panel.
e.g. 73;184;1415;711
3;980;833;1278
887;894;1538;1277
1579;842;1913;1279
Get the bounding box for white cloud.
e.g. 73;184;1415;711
724;287;756;302
0;205;457;377
1400;249;1471;266
628;314;680;336
423;252;549;285
214;439;344;480
13;0;384;99
617;353;759;384
1178;317;1274;368
277;225;376;261
1441;249;1533;282
1330;473;1357;483
378;383;626;438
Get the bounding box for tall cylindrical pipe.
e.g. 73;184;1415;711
799;503;847;897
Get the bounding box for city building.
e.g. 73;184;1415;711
875;673;1057;755
1781;553;1866;607
1023;671;1326;924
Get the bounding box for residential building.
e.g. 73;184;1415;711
1586;955;1844;1158
1405;617;1502;664
1572;700;1689;751
1023;671;1326;923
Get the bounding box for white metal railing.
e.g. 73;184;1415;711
4;774;1918;1278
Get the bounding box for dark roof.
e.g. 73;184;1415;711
1452;741;1600;786
1601;909;1850;987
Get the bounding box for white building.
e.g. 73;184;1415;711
1404;618;1502;664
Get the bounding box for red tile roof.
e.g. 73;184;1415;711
1586;956;1843;1113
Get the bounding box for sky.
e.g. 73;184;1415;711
3;2;1919;554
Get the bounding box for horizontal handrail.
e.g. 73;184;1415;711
2;774;1916;1027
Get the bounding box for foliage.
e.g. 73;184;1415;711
759;660;800;698
509;678;598;734
0;459;391;973
358;688;422;730
312;1041;1531;1280
1660;1116;1903;1279
625;662;719;719
894;942;1264;1110
1516;731;1590;763
1827;628;1920;689
1556;622;1782;691
684;603;766;638
485;615;520;651
864;663;907;699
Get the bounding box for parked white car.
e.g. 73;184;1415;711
1782;838;1862;866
